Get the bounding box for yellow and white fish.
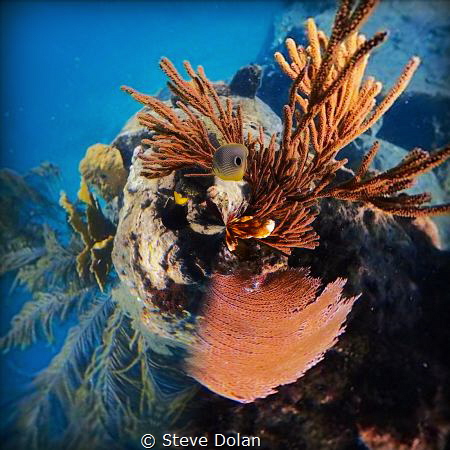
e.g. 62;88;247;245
212;143;248;181
184;143;249;182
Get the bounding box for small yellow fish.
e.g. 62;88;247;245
174;191;189;205
212;143;248;181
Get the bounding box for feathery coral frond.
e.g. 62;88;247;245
17;296;114;449
322;144;450;216
0;246;46;276
186;269;358;402
121;58;253;179
15;228;82;293
121;0;449;255
0;288;93;351
61;308;196;450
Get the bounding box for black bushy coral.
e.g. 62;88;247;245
0;163;62;276
0;166;196;450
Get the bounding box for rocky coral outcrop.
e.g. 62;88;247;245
111;92;282;350
110;63;449;447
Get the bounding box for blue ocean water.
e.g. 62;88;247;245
1;1;284;197
0;0;284;428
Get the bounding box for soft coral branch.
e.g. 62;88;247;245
322;143;450;217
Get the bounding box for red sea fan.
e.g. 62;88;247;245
186;269;359;402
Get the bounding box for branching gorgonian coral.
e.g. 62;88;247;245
123;0;449;255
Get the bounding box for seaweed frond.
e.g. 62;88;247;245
0;164;61;225
6;269;195;449
61;305;132;449
0;167;105;354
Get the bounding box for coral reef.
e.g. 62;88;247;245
2;0;450;448
123;1;449;255
117;0;449;404
110;94;280;352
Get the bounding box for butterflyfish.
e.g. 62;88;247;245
212;143;248;181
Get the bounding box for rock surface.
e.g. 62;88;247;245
229;64;262;98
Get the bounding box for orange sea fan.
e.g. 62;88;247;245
186;269;359;402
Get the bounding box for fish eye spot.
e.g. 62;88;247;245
234;156;242;166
